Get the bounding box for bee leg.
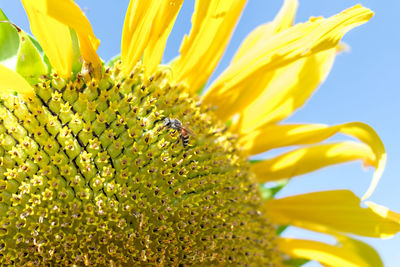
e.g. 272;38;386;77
175;135;181;145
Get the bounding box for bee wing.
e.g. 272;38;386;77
183;126;196;137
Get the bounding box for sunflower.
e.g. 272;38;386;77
0;0;398;266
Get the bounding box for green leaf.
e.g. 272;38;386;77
276;225;288;235
16;30;48;85
196;82;206;95
0;8;20;69
259;179;289;200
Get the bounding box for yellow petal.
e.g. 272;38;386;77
339;123;386;200
143;0;183;76
75;32;101;72
203;5;373;121
21;0;73;78
246;122;385;199
238;48;336;131
172;0;246;92
365;201;400;223
241;123;337;154
0;64;34;98
336;235;383;267
269;0;298;33
121;0;160;75
41;0;101;70
264;190;400;238
278;238;371;267
252;141;375;182
232;0;298;63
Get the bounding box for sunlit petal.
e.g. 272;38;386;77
245;122;385;198
237;48;335;131
21;0;73;78
143;0;183;76
42;0;101;70
278;238;371;267
365;201;400;223
252;142;374;182
121;0;160;75
339;123;386;200
203;5;373;121
0;64;34;98
241;123;335;153
233;0;298;63
265;190;400;237
336;235;383;267
172;0;246;92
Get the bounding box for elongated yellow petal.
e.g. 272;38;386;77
241;123;336;154
242;122;383;158
269;0;298;33
336;235;383;267
21;0;73;78
238;48;335;131
246;122;385;198
233;0;298;63
41;0;101;70
143;0;183;76
121;0;160;75
0;64;34;98
339;123;386;200
252;142;375;182
264;190;400;237
76;32;100;70
365;201;400;223
172;0;246;92
278;238;371;267
203;5;373;121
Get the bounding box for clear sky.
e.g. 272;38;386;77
2;1;399;266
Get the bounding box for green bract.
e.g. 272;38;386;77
0;8;49;85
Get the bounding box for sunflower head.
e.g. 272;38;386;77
0;0;398;266
0;61;281;265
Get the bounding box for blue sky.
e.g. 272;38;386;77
2;1;400;266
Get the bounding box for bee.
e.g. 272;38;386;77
162;118;194;147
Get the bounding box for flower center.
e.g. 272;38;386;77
0;62;278;265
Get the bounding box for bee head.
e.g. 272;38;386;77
163;117;171;127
